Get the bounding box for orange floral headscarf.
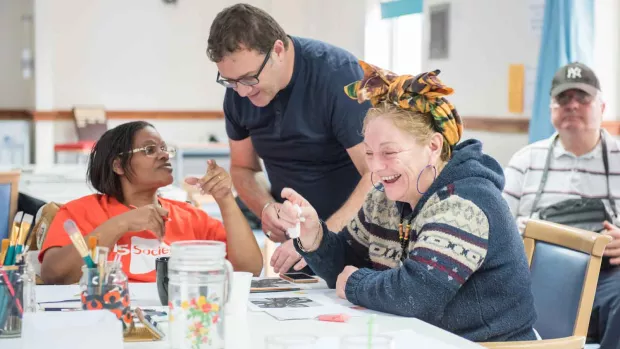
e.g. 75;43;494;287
344;60;463;149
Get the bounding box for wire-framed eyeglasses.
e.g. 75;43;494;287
121;144;176;158
216;49;272;88
551;90;595;108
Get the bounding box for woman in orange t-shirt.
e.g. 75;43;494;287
39;121;263;284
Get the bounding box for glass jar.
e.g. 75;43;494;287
79;262;134;334
0;263;36;338
168;240;233;349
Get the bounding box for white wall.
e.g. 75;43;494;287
462;131;528;167
421;0;541;118
34;0;365;111
594;0;620;120
31;0;366;164
0;0;35;109
421;0;619;121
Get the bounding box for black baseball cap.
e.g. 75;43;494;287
550;62;600;98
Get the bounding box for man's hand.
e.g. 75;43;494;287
516;217;529;235
270;240;307;274
602;221;620;265
336;266;359;299
261;202;287;242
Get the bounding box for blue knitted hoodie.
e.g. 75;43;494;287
295;139;537;342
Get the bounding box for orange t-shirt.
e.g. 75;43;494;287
39;194;227;282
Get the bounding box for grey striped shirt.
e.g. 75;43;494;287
502;129;620;221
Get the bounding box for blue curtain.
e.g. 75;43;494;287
381;0;423;19
528;0;595;143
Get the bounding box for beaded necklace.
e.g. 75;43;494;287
398;208;416;261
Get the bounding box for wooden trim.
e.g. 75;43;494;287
463;117;530;134
524;219;611;255
479;336;585;349
0;110;32;120
523;219;612;338
602;120;620;135
523;238;535;266
462;116;620;135
0;170;21;239
31;110;72;121
575;255;603;337
11;109;620;134
31;110;224;121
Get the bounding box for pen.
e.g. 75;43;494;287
40;307;82;312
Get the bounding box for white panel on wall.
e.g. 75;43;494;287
0;0;35;109
0;121;31;166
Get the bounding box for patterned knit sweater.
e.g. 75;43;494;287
295;140;537;342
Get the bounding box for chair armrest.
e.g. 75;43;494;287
479;336;585;349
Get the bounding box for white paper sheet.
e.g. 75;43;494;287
21;310;124;349
35;284;80;303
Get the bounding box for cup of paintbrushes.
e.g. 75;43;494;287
79;258;134;335
0;264;34;338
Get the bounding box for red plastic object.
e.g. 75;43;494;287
317;314;351;323
54;140;96;152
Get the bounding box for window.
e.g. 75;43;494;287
364;0;423;75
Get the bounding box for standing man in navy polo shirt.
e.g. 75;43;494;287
207;3;372;274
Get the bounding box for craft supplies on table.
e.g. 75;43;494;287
0;212;37;338
0;264;36;338
167;240;233;349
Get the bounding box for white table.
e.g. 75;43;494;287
2;282;483;349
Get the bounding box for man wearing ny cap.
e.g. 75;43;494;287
503;62;620;348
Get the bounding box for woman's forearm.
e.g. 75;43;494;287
40;218;126;285
216;194;263;276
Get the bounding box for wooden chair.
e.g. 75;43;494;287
0;171;20;241
54;106;107;163
28;201;62;285
481;336;585;349
479;219;612;349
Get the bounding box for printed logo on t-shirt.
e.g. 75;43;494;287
113;236;170;275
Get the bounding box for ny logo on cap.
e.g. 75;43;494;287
567;67;582;79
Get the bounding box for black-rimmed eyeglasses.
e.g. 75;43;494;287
216;49;272;88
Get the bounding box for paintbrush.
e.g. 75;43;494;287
3;212;24;266
88;236;98;260
14;214;33;259
96;246;109;295
14;245;29;265
63;220;96;268
0;239;8;267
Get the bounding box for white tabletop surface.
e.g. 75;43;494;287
2;281;483;349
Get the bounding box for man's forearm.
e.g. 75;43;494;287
230;165;275;217
325;172;372;232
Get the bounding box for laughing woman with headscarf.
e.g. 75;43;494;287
276;62;537;342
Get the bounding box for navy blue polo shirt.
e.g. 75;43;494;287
224;36;370;220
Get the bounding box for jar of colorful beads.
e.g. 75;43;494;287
167;240;233;349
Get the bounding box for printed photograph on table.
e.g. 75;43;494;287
250;278;300;293
250;297;321;309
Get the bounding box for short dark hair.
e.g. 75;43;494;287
207;3;289;62
87;121;153;203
